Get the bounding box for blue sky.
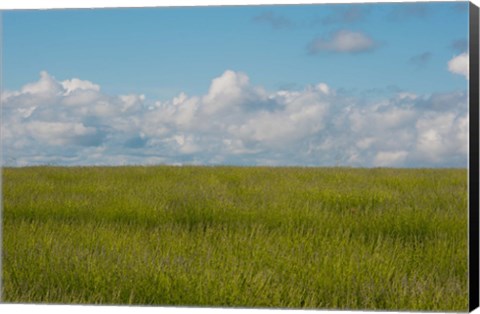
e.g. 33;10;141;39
1;2;471;167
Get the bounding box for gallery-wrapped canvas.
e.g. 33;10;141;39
1;1;479;312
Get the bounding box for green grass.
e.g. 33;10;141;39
1;166;468;310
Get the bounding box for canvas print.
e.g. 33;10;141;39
1;1;475;311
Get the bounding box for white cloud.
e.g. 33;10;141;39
25;121;98;146
119;94;145;113
21;71;63;96
62;89;102;106
308;30;377;54
61;78;100;95
202;70;250;114
348;104;416;135
316;83;330;95
415;112;468;163
374;150;408;167
173;134;200;154
356;137;376;150
228;85;330;148
202;70;268;115
396;92;417;101
448;52;469;79
1;70;468;168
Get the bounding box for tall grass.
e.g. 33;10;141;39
2;166;468;310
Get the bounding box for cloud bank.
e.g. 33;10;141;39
1;70;468;167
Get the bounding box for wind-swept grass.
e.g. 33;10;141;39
2;166;468;310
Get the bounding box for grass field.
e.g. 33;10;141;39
1;166;468;310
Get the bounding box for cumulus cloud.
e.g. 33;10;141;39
25;121;100;146
61;78;100;95
308;30;378;54
2;72;142;157
1;70;468;168
21;71;63;96
448;53;469;79
414;112;468;163
201;70;268;115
